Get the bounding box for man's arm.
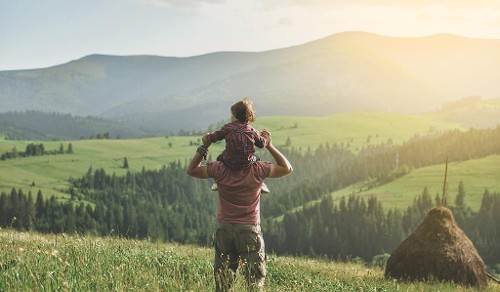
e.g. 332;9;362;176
186;141;211;179
266;141;293;178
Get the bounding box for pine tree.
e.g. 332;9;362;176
455;180;466;208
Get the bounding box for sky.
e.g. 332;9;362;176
1;0;500;71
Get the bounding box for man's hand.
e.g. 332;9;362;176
261;128;271;142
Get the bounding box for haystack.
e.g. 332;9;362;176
385;206;488;288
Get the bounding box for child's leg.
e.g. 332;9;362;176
211;152;225;191
251;154;269;193
261;182;270;194
211;182;219;191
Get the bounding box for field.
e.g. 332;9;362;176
1;111;498;212
0;111;461;198
332;154;500;211
1;229;495;291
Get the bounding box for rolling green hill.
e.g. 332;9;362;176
331;154;500;212
0;136;216;200
1;109;496;212
253;111;464;153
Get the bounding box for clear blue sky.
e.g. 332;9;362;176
1;0;499;71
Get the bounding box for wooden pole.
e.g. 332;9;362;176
441;155;449;206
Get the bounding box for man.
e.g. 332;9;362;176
186;129;293;291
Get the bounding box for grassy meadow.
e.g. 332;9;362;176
1;228;495;291
0;136;223;200
0;111;463;201
253;111;464;152
331;154;500;211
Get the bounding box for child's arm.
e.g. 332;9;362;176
254;128;270;148
206;125;230;143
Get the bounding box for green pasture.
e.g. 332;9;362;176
253;111;463;152
332;154;500;212
0;137;223;199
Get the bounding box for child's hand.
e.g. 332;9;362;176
261;129;271;141
202;134;212;147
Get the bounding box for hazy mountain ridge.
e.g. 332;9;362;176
1;31;499;134
0;111;152;140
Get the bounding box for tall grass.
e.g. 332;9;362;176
1;229;495;291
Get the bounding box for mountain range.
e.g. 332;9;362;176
1;31;499;134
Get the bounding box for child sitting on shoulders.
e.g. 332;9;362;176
203;97;270;193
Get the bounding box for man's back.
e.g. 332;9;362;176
207;160;271;225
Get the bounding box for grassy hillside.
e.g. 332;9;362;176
331;155;500;212
2;109;498;212
253;111;463;152
0;111;462;200
1;229;494;291
0;136;223;199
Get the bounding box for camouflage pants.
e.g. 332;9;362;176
214;222;266;292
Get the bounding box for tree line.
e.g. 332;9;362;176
1;180;499;267
0;110;149;140
265;182;500;267
260;125;500;219
1;143;73;160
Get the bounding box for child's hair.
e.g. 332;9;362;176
231;97;256;123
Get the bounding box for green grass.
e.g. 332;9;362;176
253;111;463;152
331;155;500;211
0;137;224;199
0;229;494;291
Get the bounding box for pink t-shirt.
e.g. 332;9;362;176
207;160;272;225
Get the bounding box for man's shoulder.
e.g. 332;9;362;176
207;160;225;168
254;160;271;167
206;161;225;175
252;161;272;175
207;161;271;176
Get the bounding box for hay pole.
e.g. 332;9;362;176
487;272;500;284
441;155;449;206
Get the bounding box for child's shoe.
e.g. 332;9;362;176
261;183;270;194
211;183;218;191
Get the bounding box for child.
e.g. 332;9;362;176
203;97;270;193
